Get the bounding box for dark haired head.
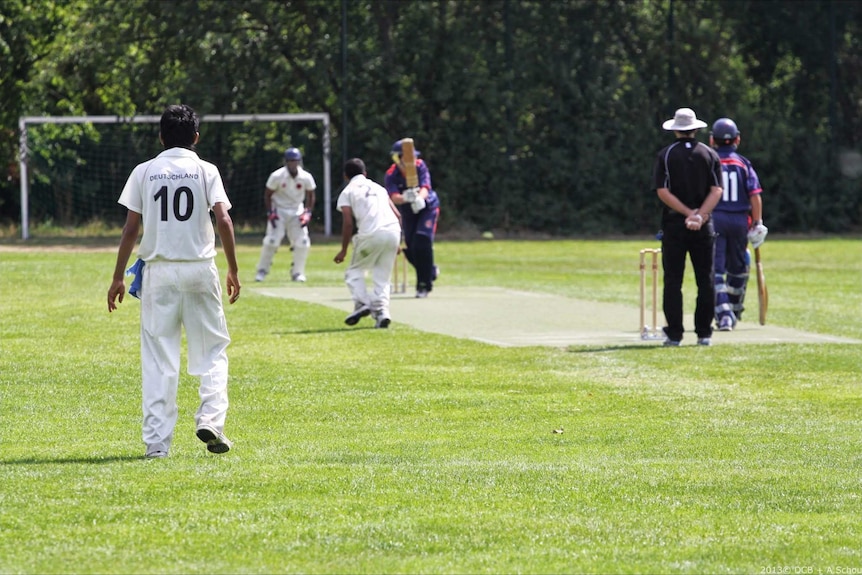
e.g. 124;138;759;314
344;158;366;179
160;104;199;149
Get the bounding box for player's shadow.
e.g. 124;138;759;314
275;326;380;336
566;344;667;353
1;455;145;465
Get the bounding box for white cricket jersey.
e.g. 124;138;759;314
336;174;400;236
118;147;232;262
266;165;317;215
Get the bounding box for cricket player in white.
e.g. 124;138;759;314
255;147;317;282
107;104;241;459
334;158;402;328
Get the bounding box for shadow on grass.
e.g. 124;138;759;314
275;325;382;335
1;455;144;465
566;344;667;353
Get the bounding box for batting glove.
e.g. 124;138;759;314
402;187;419;203
748;222;768;248
267;208;279;222
299;209;312;227
411;196;426;214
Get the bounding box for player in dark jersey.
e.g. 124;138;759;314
652;108;724;346
384;139;440;298
709;118;766;331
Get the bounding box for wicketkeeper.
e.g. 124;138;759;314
255;147;317;283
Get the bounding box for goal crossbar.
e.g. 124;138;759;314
18;113;333;239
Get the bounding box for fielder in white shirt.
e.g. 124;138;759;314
255;147;317;282
334;158;402;328
107;104;241;459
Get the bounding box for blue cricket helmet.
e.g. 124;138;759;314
711;118;739;142
284;147;302;161
391;139;421;157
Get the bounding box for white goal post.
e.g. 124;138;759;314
18;113;333;240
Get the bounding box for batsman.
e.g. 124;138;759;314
384;138;440;298
709;117;768;329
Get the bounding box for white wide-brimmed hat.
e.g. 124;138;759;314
662;108;708;131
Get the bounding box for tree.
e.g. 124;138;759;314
3;0;860;234
0;0;69;217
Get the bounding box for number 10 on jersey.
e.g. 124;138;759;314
155;185;195;222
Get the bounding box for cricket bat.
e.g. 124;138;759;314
755;246;768;325
400;138;419;188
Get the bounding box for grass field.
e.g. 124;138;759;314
1;237;860;574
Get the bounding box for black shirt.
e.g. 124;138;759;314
652;137;722;221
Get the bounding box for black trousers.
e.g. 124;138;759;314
660;221;716;341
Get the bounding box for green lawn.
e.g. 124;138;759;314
0;237;860;574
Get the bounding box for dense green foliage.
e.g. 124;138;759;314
2;0;861;234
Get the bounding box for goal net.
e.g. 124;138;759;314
17;113;332;239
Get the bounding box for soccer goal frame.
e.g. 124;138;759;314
18;113;333;240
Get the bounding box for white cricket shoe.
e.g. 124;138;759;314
196;425;232;454
255;270;266;282
291;273;307;282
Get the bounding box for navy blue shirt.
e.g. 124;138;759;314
384;159;439;209
714;145;762;214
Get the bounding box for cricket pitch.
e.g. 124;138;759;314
252;285;860;348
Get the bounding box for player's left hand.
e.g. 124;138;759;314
299;209;312;226
334;249;347;264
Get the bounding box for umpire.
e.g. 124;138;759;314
652;108;723;346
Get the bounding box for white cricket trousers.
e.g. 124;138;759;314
345;228;401;318
257;211;310;276
139;259;231;452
